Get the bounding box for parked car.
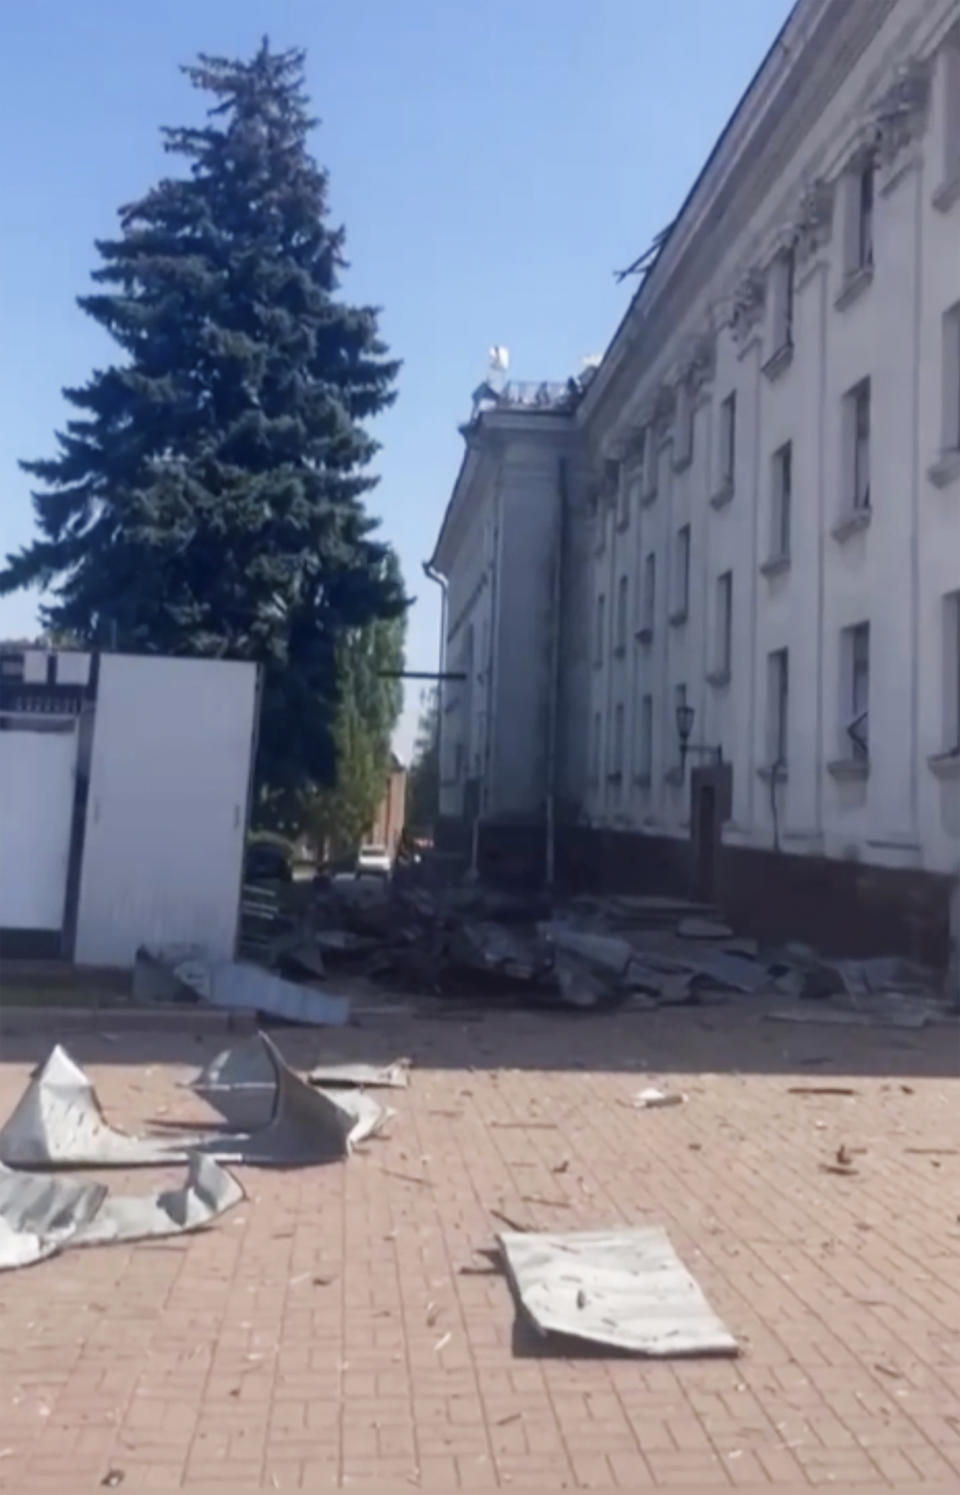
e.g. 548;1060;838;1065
355;844;392;880
245;840;293;884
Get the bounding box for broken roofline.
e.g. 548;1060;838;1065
578;0;832;423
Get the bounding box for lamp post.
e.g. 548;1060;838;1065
675;704;722;777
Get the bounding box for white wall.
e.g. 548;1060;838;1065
74;654;258;967
581;0;960;876
0;727;77;930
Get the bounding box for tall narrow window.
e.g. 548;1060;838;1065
857;161;874;269
615;575;628;653
853;382;870;510
591;711;602;785
715;571;733;678
943;304;960;455
673;525;691;619
944;35;960;185
766;649;789;766
595;592;606;666
618;473;632;528
638;693;653;781
943;592;960;753
643;425;658;497
773;247;796;351
673;683;687;768
719;393;736;489
771;442;793;559
640;552;656;637
612;703;625;781
675;383;694;468
844;622;870;760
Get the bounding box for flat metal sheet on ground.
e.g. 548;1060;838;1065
766;1005;929;1029
134;946;350;1027
0;1156;242;1272
0;1033;387;1169
498;1227;738;1358
190;1044;410;1092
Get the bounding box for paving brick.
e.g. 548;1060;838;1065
0;1011;956;1490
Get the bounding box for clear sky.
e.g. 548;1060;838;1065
0;0;793;759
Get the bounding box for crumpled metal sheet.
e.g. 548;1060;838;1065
189;1044;410;1093
134;945;350;1027
307;1059;410;1090
541;923;633;976
498;1227;738;1357
0;1156;243;1272
0;1033;387;1169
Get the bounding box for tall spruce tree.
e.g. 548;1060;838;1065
1;41;405;795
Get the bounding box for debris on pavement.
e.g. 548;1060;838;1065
0;1154;243;1273
787;1086;858;1097
189;1045;411;1093
0;1033;389;1169
633;1087;687;1109
497;1226;738;1357
134;946;350;1027
676;917;734;940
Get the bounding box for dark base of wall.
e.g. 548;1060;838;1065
462;820;953;968
0;927;63;960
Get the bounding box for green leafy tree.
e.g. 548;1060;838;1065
0;41;405;795
302;597;404;855
406;688;439;834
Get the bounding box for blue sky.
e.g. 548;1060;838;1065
0;0;793;758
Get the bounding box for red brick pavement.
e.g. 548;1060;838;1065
0;1001;958;1491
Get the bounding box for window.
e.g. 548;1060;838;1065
673;684;687;766
618;474;632;529
674;383;694;468
843;622;870;760
942;592;960;752
594;592;606;666
943;35;960;185
638;693;653;781
766;649;789;766
771;442;793;558
719;392;736;489
715;571;733;678
611;702;625;780
857;161;874;270
943;304;960;454
673;525;691;619
640;552;656;636
591;711;602;785
615;575;628;652
643;425;658;497
772;247;796;351
844;380;871;512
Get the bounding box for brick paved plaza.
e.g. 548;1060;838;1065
0;1000;957;1492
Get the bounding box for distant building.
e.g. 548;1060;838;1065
428;0;960;962
368;753;407;855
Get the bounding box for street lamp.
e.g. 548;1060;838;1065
675;704;722;776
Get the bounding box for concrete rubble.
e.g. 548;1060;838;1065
206;868;951;1026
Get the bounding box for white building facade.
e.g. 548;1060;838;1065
430;0;960;956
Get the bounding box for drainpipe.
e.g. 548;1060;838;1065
545;457;568;889
421;560;448;835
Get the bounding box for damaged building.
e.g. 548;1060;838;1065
427;0;960;963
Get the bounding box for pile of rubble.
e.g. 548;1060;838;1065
136;874;952;1031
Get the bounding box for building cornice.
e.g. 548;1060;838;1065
578;0;899;432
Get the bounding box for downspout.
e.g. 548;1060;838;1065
545;457;568;888
421;560;448;834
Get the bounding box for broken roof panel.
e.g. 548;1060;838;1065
499;1227;738;1357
